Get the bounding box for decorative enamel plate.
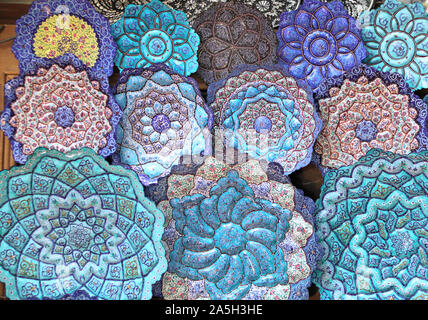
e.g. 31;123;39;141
193;1;277;85
207;65;322;175
320;0;374;19
360;0;428;90
314;149;428;300
163;0;301;28
111;0;200;76
89;0;148;24
0;148;167;300
277;0;367;90
146;157;322;300
112;64;213;186
313;65;428;175
1;62;122;164
12;0;116;79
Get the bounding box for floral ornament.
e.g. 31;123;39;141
0;62;122;164
111;0;200;76
208;65;322;175
112;64;213;186
360;0;428;90
89;0;148;24
277;0;367;90
320;0;374;19
12;0;116;79
193;1;278;85
314;149;428;300
313;65;428;175
164;0;300;28
146;157;322;300
0;148;167;300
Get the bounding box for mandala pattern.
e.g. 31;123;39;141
360;0;428;90
314;65;428;174
320;0;374;19
111;0;200;76
277;0;367;90
12;0;116;79
146;157;321;300
163;0;300;28
0;148;167;300
193;1;277;85
314;149;428;300
208;65;322;175
1;63;122;164
113;64;213;186
89;0;148;24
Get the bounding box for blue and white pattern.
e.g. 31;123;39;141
111;0;200;75
314;148;428;300
113;64;213;186
360;0;428;90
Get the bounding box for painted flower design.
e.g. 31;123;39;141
360;0;428;90
277;0;367;90
208;65;322;175
147;157;321;300
1;63;121;164
111;0;200;76
12;0;116;79
314;65;428;172
0;148;166;300
314;149;428;300
113;64;213;186
193;2;277;85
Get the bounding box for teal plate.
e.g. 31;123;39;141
0;148;167;300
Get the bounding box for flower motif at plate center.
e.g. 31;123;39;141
360;0;428;90
152;113;171;133
355;120;378;141
254;116;272;133
277;0;367;89
303;31;337;65
213;222;247;256
380;32;416;67
140;30;174;63
35;192;125;283
54;106;75;128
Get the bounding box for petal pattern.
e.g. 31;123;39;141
277;0;366;90
154;157;321;300
193;2;277;85
314;65;428;175
1;63;121;164
0;148;167;300
208;65;322;175
111;64;213;186
361;0;428;90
